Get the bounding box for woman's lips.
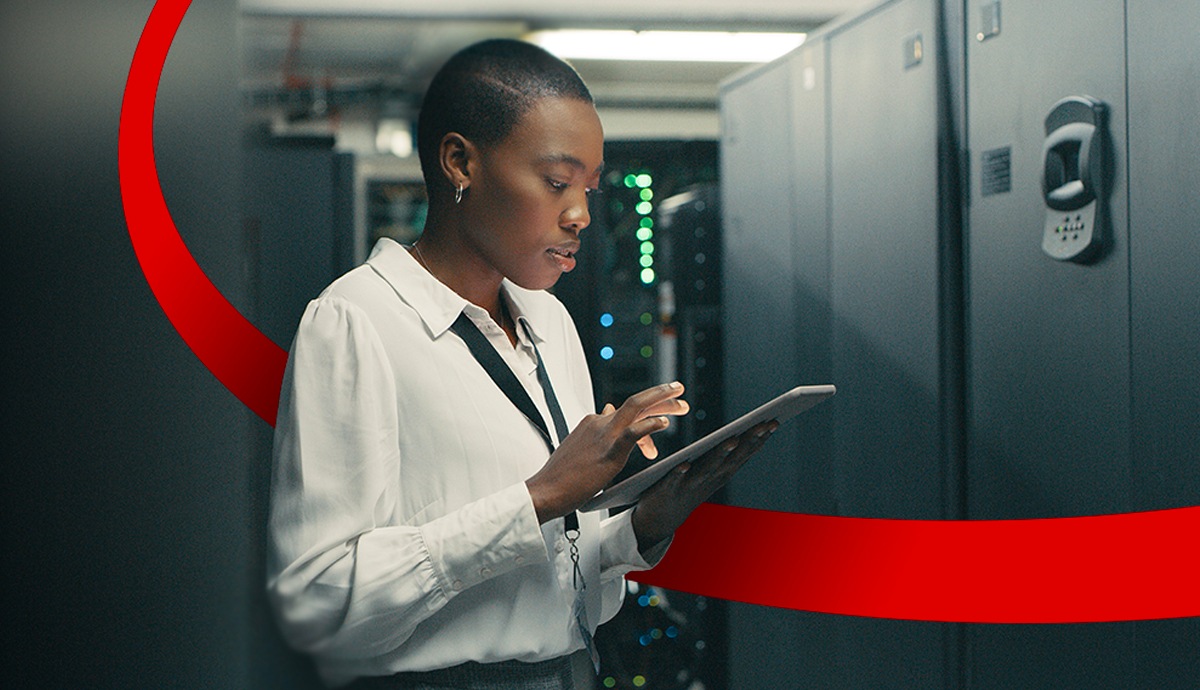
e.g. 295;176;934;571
547;246;577;272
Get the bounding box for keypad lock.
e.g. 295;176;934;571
1041;96;1110;262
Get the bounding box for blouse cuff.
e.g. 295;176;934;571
418;482;548;596
599;508;673;577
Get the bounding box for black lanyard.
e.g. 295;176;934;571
448;311;581;540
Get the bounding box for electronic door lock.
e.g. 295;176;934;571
1041;96;1110;263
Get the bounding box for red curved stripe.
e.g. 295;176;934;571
630;502;1200;623
118;0;286;424
119;1;1200;624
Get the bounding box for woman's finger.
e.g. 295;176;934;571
685;421;778;486
614;382;684;426
637;397;690;420
636;434;659;460
609;415;672;459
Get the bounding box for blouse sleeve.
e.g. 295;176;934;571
266;295;548;660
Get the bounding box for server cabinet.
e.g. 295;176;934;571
721;1;960;686
1125;1;1200;685
722;33;847;689
966;2;1200;685
825;1;957;687
242;141;356;349
965;2;1134;687
720;56;812;688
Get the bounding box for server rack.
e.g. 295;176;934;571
719;0;1200;687
965;1;1200;686
722;1;962;686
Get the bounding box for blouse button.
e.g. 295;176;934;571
451;580;464;591
515;555;525;565
555;540;565;553
480;567;492;578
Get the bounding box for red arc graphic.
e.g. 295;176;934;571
119;0;1200;624
120;0;287;424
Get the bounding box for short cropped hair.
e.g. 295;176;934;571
416;39;593;200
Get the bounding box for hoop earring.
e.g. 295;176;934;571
454;184;464;205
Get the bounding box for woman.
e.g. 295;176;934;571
267;38;776;689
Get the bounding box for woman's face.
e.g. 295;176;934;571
462;96;604;291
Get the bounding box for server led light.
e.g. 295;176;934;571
639;254;654;268
635;173;653;188
635;201;653;215
623;173;638;188
640;268;656;284
600;346;614;360
640;241;655;255
639;217;653;228
636;227;653;241
599;312;614;327
639;188;654;201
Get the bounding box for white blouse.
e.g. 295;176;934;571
267;238;665;686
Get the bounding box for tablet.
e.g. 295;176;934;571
579;384;836;512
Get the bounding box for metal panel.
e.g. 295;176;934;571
719;57;806;689
721;59;803;515
243;144;352;349
828;0;945;521
965;1;1133;687
788;41;837;518
1127;0;1200;684
825;1;952;687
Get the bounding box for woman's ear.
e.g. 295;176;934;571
438;132;475;193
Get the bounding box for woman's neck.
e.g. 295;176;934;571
410;228;510;334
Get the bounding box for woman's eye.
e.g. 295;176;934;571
547;179;568;191
585;186;603;197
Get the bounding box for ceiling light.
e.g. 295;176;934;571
375;119;413;158
526;29;806;63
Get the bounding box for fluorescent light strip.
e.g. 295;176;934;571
526;29;806;63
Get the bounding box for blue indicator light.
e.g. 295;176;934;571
600;346;614;360
600;313;614;327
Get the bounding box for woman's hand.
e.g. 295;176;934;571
629;420;779;551
525;382;689;523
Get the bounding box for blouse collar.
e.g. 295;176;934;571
365;237;550;344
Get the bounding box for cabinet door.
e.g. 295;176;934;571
826;0;955;687
720;57;810;689
1128;0;1200;685
965;1;1133;687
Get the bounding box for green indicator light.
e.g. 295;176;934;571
635;201;653;215
640;267;656;284
640;345;654;358
640;241;654;255
639;188;654;201
640;312;653;325
623;174;637;188
635;173;653;188
636;227;653;241
639;254;654;268
603;678;617;689
633;676;647;687
639;217;654;228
